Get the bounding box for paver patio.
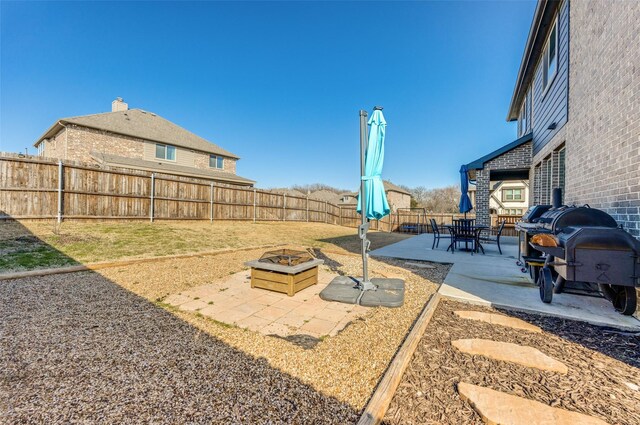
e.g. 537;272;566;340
165;267;369;338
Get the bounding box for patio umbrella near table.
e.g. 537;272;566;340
459;164;473;218
356;107;390;290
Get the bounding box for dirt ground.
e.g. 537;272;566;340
1;219;448;423
0;220;410;272
384;299;640;425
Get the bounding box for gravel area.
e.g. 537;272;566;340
0;247;447;423
384;299;640;425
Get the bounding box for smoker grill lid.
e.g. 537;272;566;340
539;206;618;232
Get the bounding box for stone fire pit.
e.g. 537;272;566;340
245;249;324;297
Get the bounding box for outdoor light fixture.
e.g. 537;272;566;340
547;122;557;130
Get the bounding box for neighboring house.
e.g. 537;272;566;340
465;0;639;238
337;181;412;211
469;181;530;216
270;189;307;198
308;181;411;211
34;98;255;186
309;190;341;204
383;181;412;211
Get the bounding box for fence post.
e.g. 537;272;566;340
253;189;257;223
339;207;342;226
306;196;309;222
283;194;286;221
210;183;214;222
57;160;64;223
150;173;155;222
325;201;328;224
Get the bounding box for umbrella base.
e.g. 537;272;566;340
319;276;405;308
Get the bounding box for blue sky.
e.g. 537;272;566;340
1;1;535;190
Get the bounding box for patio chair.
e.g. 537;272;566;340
479;219;506;255
447;219;477;254
429;218;451;249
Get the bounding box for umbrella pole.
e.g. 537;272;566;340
359;110;374;290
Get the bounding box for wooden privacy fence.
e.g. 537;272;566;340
0;154;521;233
0;155;397;229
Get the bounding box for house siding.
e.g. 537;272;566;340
564;0;640;238
528;0;570;157
40;125;238;175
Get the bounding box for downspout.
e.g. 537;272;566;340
58;121;69;160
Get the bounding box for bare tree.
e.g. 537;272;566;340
401;185;461;213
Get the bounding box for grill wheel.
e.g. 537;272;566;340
598;284;638;316
538;267;554;303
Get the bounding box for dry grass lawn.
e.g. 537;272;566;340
0;220;410;272
1;219;447;423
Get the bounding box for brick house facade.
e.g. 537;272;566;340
34;99;251;186
468;0;639;237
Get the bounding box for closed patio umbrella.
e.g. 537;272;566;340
459;164;473;218
356;107;390;290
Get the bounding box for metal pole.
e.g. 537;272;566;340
150;173;155;222
359;109;372;288
57;160;63;223
210;183;214;222
253;189;257;223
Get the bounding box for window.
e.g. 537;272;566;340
209;155;224;169
558;147;566;197
542;18;558;93
543;156;553;203
37;142;45;156
155;143;176;161
518;88;531;136
502;188;524;202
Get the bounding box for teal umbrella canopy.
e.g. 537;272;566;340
357;109;391;220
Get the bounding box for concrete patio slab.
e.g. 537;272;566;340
371;233;640;330
165;267;371;340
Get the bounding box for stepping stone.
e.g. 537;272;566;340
452;339;568;374
454;310;542;333
458;382;609;425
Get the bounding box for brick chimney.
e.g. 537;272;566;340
112;97;128;112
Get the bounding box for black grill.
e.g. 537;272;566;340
520;204;640;315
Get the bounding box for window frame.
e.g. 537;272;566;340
502;187;524;202
209;154;224;169
155;143;176;161
542;17;558;98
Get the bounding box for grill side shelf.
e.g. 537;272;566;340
529;243;565;258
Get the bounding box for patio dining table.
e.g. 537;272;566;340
444;222;489;254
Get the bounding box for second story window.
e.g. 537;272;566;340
503;188;523;202
209;155;224;169
518;89;531;136
542;18;558;93
155;143;176;161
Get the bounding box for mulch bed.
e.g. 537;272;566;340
384;299;640;425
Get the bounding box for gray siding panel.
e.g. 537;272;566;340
530;0;570;157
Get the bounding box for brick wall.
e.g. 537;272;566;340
193;153;237;174
564;0;640;238
532;1;640;237
387;191;411;212
41;125;239;176
475;142;533;226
